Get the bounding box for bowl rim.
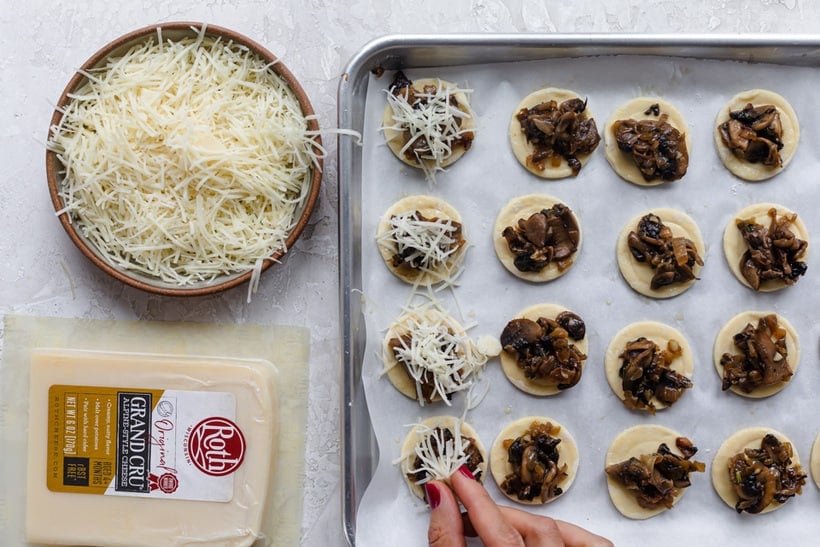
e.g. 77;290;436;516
46;21;323;297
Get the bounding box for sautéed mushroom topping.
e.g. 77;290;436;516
501;421;569;503
627;213;703;290
720;314;792;393
500;312;586;389
515;98;600;175
618;337;692;413
719;103;784;166
606;437;705;510
613;112;689;182
502;204;580;273
727;433;805;514
735;208;807;290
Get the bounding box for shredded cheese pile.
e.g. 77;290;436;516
379;211;464;282
404;422;475;485
390;312;486;406
48;26;318;285
384;81;472;181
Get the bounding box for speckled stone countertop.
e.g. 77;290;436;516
1;1;817;545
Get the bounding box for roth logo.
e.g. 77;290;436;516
186;417;245;477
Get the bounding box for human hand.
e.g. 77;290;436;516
425;465;612;547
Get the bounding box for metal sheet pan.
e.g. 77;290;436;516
337;33;820;546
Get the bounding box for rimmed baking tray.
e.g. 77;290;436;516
338;34;820;546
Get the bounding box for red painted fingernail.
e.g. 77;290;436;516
424;482;441;509
458;465;475;480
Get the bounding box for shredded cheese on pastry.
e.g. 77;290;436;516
383;81;472;181
401;421;474;485
379;211;465;284
48;26;317;285
388;310;486;405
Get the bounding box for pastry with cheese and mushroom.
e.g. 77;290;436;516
382;71;475;182
399;416;487;501
509;87;600;178
714;89;799;181
382;306;487;406
376;195;467;287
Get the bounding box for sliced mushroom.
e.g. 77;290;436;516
606;437;705;510
618;337;692;413
613;113;689;182
627;213;703;290
500;313;586;390
501;421;568;503
720;314;792;393
502;203;580;273
727;433;805;514
516;97;600;175
736;208;807;290
719;103;784;166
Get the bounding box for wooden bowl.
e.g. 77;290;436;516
46;22;322;296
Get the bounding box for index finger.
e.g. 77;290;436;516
450;466;524;546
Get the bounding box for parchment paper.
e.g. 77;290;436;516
355;54;820;546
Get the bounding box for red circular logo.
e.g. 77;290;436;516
158;473;179;494
187;417;246;477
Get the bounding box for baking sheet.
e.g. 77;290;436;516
353;53;820;545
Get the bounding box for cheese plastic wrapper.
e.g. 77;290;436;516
0;315;310;547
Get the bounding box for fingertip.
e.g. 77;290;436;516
424;482;441;509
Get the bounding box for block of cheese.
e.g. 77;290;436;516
25;348;279;546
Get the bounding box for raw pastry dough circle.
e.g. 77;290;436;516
604;321;694;411
722;202;809;292
508;87;598;179
810;433;820;489
713;310;800;399
499;303;588;396
711;427;800;514
714;89;800;181
604;97;691;186
400;415;487;500
493;194;582;283
376;195;466;285
616;208;705;298
605;424;697;519
382;78;476;170
382;308;470;403
490;416;579;505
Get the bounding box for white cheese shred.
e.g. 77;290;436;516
394;420;475;485
48;26;319;286
378;211;465;286
383;80;472;183
385;304;487;407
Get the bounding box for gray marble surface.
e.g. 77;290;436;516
1;1;817;544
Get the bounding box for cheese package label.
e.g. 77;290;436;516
47;385;241;502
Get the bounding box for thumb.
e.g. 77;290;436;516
426;480;466;547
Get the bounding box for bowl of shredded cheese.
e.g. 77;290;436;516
46;22;322;297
